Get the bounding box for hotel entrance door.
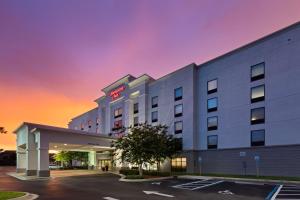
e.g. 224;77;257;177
99;159;112;171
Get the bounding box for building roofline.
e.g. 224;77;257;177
70;107;98;121
14;122;116;139
197;21;300;68
101;74;136;93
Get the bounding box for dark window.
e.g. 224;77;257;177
251;107;265;125
251;63;265;81
174;121;183;134
88;120;92;129
207;116;218;131
114;108;123;118
207;135;218;149
174;87;183;101
133;116;139;126
251;130;265;146
133;103;139;114
112;120;122;131
207;97;218;112
207;79;217;94
152;96;158;108
174;104;183;117
152;111;158;123
251;85;265;103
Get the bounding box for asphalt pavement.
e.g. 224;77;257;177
0;166;284;200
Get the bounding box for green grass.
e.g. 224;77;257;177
171;172;300;181
0;191;26;200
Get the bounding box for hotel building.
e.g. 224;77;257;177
15;22;300;177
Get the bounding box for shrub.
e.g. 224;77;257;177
119;168;139;175
143;170;171;177
125;175;144;179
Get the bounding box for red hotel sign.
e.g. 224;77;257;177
109;85;125;100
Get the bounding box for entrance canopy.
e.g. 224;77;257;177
14;122;115;177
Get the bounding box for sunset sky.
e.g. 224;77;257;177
1;0;300;150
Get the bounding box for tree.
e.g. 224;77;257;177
54;151;88;168
111;123;181;176
0;127;7;134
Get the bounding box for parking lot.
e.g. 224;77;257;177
1;167;300;200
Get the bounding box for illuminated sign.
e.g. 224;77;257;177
110;85;125;100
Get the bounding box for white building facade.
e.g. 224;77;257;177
16;22;300;177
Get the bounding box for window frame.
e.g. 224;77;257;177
171;157;187;172
207;97;218;112
151;96;158;108
251;85;265;103
207;135;218;149
174;87;183;101
251;62;265;82
174;121;183;134
207;79;218;94
133;103;139;114
174;104;183;118
207;116;218;131
251;107;265;125
151;111;158;123
114;107;123;118
133;116;139;127
251;130;265;146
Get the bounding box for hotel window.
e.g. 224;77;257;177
251;107;265;125
96;117;100;126
207;116;218;131
207;97;218;112
207;135;218;149
174;121;183;134
133;116;139;127
152;96;158;108
174;87;183;101
152;111;158;123
251;63;265;81
88;120;92;129
251;85;265;103
114;108;123;118
80;123;84;130
133;103;139;114
207;79;217;94
251;130;265;146
174;104;183;117
112;120;122;131
171;157;186;172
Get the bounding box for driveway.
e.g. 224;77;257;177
0;166;283;200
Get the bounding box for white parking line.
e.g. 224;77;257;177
172;179;223;191
172;179;209;188
191;180;224;191
269;185;300;200
270;185;282;200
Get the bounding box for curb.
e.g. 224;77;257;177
108;172;172;182
178;175;300;185
7;173;51;181
10;192;39;200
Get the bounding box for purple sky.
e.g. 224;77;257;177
0;0;300;149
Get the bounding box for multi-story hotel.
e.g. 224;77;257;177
15;22;300;177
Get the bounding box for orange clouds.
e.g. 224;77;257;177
0;85;96;150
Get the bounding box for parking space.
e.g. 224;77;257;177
158;178;275;199
269;185;300;199
2;167;299;200
172;179;224;190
